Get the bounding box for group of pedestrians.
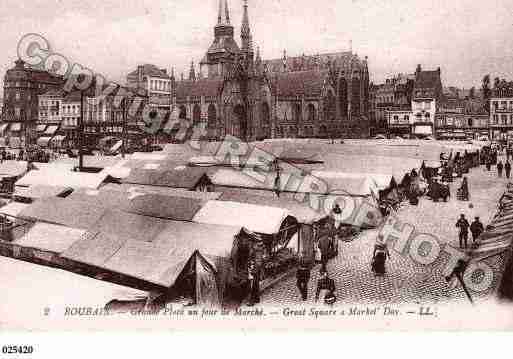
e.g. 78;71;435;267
296;262;337;305
455;214;484;249
496;161;512;179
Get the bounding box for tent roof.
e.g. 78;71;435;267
0;202;30;218
218;192;324;223
19;197;106;230
13;185;72;200
192;200;292;235
312;171;393;190
62;218;241;288
0;161;28;178
103;183;222;201
0;256;147;316
122;194;205;221
16;169;107;190
122;167;211;189
65;188;132;209
15;222;86;254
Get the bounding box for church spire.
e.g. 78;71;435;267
225;0;230;24
189;60;196;81
241;0;253;54
218;0;223;24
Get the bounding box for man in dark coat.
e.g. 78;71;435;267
315;270;336;304
498;161;504;178
470;217;484;243
296;261;311;301
318;236;331;272
456;214;470;249
506;161;512;179
247;260;260;306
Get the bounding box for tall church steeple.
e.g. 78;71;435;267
241;0;253;57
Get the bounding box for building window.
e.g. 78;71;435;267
15;92;20;100
502;115;508;125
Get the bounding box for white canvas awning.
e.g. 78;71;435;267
193;200;292;235
37;136;52;147
44;125;59;135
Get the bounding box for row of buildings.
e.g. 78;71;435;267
0;0;372;149
369;65;492;140
2;0;511;148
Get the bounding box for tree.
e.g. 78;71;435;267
482;75;491;113
469;87;475;99
494;77;501;89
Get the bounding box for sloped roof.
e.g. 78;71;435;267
218;192;323;224
263;51;362;73
121;194;205;221
127;64;170;79
13;185;72;200
193;200;291;235
273;70;328;97
415;70;441;90
62;217;241;288
122;166;211;189
0;160;28;177
102;183;222;201
62;91;82;102
16;169;108;190
19;197;106;230
15;222;86;254
175;78;223;99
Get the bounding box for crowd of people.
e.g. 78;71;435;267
290;145;509;305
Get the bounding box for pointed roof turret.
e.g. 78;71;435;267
189;60;196;81
241;0;253;54
225;0;231;24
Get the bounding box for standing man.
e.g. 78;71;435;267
317;235;331;272
470;217;484;244
506;161;512;179
247;260;260;306
456;214;471;249
498;161;504;178
315;270;336;304
296;260;311;301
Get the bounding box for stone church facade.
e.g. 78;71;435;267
173;0;370;141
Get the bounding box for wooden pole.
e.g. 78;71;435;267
78;90;84;171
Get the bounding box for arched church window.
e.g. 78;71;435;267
307;104;316;123
179;105;187;120
207;104;217;128
193;104;201;125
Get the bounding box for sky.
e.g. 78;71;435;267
1;0;513;96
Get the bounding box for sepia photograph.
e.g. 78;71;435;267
0;0;513;340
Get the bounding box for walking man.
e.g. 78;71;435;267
506;161;512;179
498;161;504;178
247;260;260;306
470;217;484;243
296;261;311;301
456;214;470;249
317;235;331;272
315;270;336;305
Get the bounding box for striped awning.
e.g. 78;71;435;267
44;125;59;135
10;123;21;132
37;136;52;147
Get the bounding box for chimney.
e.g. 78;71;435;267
437;67;441;74
416;64;422;76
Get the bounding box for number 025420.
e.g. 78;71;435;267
2;345;34;354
